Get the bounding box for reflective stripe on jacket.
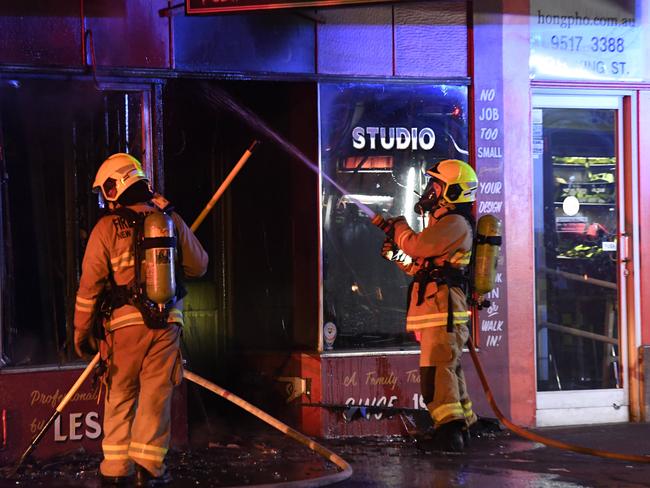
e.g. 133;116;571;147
74;202;208;333
392;209;472;332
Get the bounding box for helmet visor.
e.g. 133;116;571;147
102;177;118;200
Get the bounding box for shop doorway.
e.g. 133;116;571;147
532;91;638;426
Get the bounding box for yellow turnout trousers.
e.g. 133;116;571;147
100;323;183;477
419;323;476;427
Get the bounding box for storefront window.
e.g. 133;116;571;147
0;80;151;367
319;82;469;350
533;104;622;391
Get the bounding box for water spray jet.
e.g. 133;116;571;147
198;82;380;223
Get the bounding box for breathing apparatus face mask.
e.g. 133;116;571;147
92;185;108;209
414;177;442;214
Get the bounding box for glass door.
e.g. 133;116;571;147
532;92;632;426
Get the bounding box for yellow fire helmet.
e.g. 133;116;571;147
425;159;478;204
93;153;150;203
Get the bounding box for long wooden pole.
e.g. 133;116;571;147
190;140;260;233
11;353;101;475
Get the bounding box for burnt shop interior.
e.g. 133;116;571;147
0;80;150;366
0;78;468;383
0;78;319;383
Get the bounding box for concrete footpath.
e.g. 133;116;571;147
1;419;649;487
330;422;650;488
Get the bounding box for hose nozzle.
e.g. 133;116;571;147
371;214;390;233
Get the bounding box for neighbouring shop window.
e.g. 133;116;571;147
533;106;622;391
319;82;469;350
0;80;151;367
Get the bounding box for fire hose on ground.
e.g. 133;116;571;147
183;371;353;487
465;335;650;463
9;141;353;486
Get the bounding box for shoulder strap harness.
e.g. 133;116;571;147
410;210;474;332
104;202;187;329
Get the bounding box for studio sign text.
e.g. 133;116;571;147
352;127;435;151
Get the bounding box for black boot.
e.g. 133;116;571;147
99;473;133;486
135;465;172;487
461;425;471;448
432;420;466;452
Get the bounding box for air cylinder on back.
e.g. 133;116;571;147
473;214;502;297
143;212;176;310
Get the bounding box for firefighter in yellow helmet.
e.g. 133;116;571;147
74;153;208;486
380;159;478;452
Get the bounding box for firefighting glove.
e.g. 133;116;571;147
74;329;98;360
372;215;406;240
381;238;399;261
380;238;413;265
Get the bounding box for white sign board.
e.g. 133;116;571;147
530;0;644;81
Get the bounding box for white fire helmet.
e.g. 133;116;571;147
93;153;150;206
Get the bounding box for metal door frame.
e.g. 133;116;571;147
531;89;640;426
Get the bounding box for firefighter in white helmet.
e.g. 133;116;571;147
378;159;478;452
74;153;208;486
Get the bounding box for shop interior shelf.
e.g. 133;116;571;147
553;202;615;206
556;255;612;260
543;262;617;285
552;163;616;169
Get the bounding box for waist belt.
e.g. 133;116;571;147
412;263;468;332
107;284;136;310
103;284;176;330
